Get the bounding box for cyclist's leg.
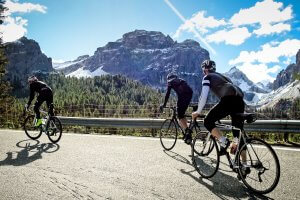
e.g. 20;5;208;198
230;97;246;161
177;97;190;130
34;96;45;126
204;100;229;140
45;90;54;116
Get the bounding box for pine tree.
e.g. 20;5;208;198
0;0;15;127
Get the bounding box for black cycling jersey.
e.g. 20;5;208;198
203;72;243;99
162;78;193;106
27;81;52;106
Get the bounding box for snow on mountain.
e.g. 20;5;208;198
53;55;89;70
258;80;300;108
67;65;108;78
224;67;268;105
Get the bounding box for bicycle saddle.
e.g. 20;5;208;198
234;113;257;123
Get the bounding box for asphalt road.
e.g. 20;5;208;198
0;129;299;200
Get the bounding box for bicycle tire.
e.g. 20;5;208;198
192;134;219;178
23;115;42;140
46;116;63;144
159;119;178;151
237;138;280;194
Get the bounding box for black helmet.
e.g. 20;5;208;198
201;59;216;71
28;75;38;83
167;73;178;83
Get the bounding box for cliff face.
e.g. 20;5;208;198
61;30;210;100
4;37;53;95
273;49;300;90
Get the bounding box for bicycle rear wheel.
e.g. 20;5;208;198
192;133;219;178
46;116;62;144
160;119;178;151
24;115;42;140
238;138;280;194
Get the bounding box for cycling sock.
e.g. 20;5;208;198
219;136;227;146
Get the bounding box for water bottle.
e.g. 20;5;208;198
230;137;239;154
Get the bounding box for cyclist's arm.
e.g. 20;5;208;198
195;85;210;114
27;84;35;106
162;85;172;107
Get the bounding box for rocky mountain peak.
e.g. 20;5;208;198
4;36;54;96
120;29;174;49
273;49;300;90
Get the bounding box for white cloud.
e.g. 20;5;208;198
174;11;226;38
4;0;47;15
230;39;300;65
206;27;251;45
253;22;290;36
238;63;280;83
0;16;27;42
230;39;300;83
1;0;47;43
230;0;292;36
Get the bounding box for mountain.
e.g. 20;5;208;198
273;49;300;90
224;67;268;104
53;55;89;70
258;49;300;109
60;30;210;100
4;37;54;96
258;80;300;109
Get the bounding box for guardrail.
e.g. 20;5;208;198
58;116;300;133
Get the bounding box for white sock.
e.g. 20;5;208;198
219;136;227;147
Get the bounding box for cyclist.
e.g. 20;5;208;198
160;73;193;144
25;75;54;127
191;60;245;154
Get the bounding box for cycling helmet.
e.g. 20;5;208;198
28;75;38;83
201;59;216;71
167;73;178;83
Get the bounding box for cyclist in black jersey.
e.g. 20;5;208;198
160;73;193;144
25;75;54;127
191;60;245;155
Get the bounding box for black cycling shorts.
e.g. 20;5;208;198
204;96;245;137
177;91;193;119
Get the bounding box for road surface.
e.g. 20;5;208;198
0;129;299;200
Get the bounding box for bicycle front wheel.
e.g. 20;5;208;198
24;115;42;140
46;116;62;144
238;138;280;194
159;119;178;151
192;133;219;178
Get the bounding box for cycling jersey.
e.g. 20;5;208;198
196;72;243;114
203;72;243;99
27;81;54;118
27;81;52;106
163;78;193;105
162;78;193;119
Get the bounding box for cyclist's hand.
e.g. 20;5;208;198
192;112;199;121
159;104;164;112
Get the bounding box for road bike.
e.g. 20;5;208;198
23;109;62;144
191;113;280;194
159;106;205;151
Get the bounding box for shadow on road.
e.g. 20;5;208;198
163;150;273;200
0;139;60;166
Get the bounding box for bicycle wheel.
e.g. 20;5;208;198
192;133;219;178
237;138;280;194
46;116;62;144
23;115;42;140
160;119;178;151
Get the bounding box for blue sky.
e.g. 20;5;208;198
2;0;300;83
